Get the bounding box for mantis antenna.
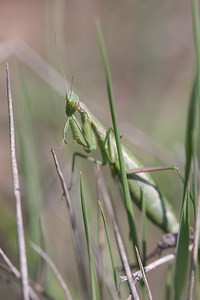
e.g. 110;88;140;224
55;32;69;93
70;76;74;97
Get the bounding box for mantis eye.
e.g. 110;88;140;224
66;90;80;116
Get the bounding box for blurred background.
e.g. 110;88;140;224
0;0;195;299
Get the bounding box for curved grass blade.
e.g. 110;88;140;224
95;19;138;257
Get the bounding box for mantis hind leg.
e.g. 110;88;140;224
69;151;107;190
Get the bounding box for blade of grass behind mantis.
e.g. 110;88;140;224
17;69;44;274
80;173;100;300
95;19;138;258
174;72;198;300
98;200;118;291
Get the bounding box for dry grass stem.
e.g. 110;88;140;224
121;253;175;284
36;218;47;286
0;272;21;296
30;242;72;300
97;171;140;299
6;63;30;300
135;246;152;300
51;148;89;297
0;248;39;300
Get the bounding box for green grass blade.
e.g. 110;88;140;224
164;262;173;300
80;173;100;300
183;77;198;206
193;0;200;106
174;73;199;299
174;190;190;300
17;71;44;276
18;72;44;244
140;190;147;299
98;201;118;290
141;191;146;267
187;1;200;298
95;19;138;256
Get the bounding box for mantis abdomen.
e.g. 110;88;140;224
121;146;178;233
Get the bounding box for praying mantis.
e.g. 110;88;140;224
61;86;179;234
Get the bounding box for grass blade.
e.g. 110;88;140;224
80;173;100;300
141;192;147;300
6;63;30;300
141;191;146;268
98;171;140;299
98;200;118;290
174;191;190;300
135;246;152;300
187;1;200;298
0;248;39;300
164;262;173;300
174;74;198;299
30;242;72;300
17;70;43;247
95;19;138;257
51;149;89;298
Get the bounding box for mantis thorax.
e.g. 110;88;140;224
66;90;80;116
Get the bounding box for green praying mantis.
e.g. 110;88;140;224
60;83;179;234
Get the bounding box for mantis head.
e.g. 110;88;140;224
65;90;80;117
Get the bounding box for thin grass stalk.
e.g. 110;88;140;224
141;191;146;268
112;215;140;300
0;248;39;300
95;19;138;257
51;149;89;298
6;63;30;300
98;201;118;290
0;272;21;296
98;171;140;299
90;236;120;300
0;261;55;300
30;242;72;300
135;246;152;300
80;173;100;300
36;218;47;287
121;253;176;284
141;192;147;300
97;170;105;299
